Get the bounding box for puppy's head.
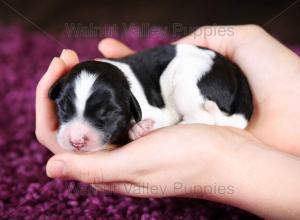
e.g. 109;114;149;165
49;61;141;152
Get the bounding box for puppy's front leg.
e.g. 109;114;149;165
128;119;155;141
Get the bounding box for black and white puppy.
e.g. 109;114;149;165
49;44;253;152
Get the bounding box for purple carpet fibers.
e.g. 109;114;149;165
0;25;298;219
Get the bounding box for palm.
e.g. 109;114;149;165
231;35;300;153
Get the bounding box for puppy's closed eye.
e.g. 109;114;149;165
57;97;76;122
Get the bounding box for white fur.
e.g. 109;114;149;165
74;71;98;117
160;44;216;125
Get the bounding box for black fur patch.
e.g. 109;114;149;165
197;52;253;120
118;45;176;108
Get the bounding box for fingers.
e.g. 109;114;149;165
36;50;79;129
175;30;209;47
175;25;236;58
98;38;135;58
46;149;137;183
60;49;79;70
175;25;263;60
36;57;65;100
35;49;79;154
36;57;66;130
35;57;66;153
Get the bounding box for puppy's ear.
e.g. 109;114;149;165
129;91;142;122
48;77;65;100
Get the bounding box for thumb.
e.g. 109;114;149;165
98;38;135;58
175;25;258;60
59;49;79;71
46;151;135;183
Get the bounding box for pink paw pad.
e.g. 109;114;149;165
128;119;155;141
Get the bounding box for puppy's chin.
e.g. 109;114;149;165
57;140;110;153
57;134;111;153
56;120;109;153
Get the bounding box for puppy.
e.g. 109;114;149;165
49;44;253;152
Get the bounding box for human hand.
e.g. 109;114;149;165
46;124;262;199
44;122;300;220
36;25;300;219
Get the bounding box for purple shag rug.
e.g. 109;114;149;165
0;25;299;220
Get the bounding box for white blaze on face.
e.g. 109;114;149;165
74;71;98;117
57;71;105;152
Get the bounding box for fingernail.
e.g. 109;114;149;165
47;160;66;178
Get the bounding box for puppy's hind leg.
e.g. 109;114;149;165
204;100;248;129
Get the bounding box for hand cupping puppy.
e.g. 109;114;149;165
35;25;300;219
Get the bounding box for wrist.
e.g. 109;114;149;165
221;140;300;219
189;127;300;219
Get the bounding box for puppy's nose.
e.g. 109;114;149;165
69;136;88;149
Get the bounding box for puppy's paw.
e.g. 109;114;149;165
128;119;155;141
